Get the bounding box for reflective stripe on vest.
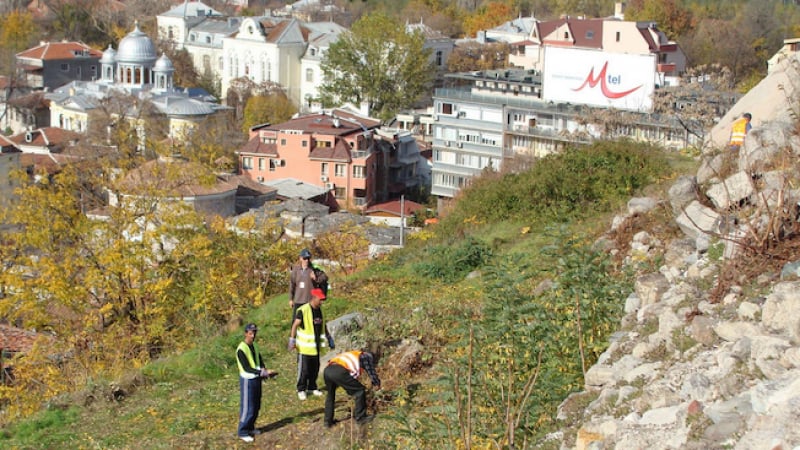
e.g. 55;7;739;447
236;341;262;379
296;303;326;356
729;118;748;146
330;350;362;378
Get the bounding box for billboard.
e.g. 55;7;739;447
542;46;656;112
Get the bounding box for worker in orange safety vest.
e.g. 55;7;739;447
322;349;381;428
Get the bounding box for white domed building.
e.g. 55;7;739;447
47;23;227;140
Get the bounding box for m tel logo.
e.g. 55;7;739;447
572;62;642;99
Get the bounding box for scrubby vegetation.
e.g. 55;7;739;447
0;140;692;448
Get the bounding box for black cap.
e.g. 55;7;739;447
300;248;312;258
245;323;258;332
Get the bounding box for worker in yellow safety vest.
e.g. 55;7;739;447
288;288;332;400
729;112;752;150
322;349;382;428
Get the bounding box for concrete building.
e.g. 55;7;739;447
236;109;385;209
299;21;346;112
15;41;103;91
431;68;701;200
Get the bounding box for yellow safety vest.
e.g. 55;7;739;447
236;341;263;379
296;303;326;356
330;351;362;378
729;118;749;146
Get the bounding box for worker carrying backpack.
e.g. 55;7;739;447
312;266;329;296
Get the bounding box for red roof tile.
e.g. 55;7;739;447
7;127;81;150
16;41;102;61
365;199;425;216
0;324;39;353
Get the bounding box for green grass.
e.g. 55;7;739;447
0;141;696;449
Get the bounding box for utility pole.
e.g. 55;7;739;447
400;194;405;247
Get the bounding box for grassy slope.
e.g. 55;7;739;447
0;145;698;449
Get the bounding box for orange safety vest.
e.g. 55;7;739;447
329;350;362;378
729;118;749;146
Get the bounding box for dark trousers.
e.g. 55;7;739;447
238;376;261;437
296;353;320;392
323;363;367;425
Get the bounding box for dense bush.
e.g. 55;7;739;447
412;236;492;282
441;140;671;233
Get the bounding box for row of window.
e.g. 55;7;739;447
242;157;366;178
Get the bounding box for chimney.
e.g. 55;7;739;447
615;2;626;20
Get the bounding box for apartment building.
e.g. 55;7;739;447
237;110;382;209
431;68;701;200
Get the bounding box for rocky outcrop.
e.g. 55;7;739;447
565;112;800;448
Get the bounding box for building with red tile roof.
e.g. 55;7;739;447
16;41;103;91
237;110;383;209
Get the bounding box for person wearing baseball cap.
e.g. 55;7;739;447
289;248;320;322
288;288;333;400
236;323;276;442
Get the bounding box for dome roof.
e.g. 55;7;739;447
100;45;116;64
153;53;174;72
161;97;216;116
116;23;157;64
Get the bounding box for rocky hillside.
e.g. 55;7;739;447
558;122;800;448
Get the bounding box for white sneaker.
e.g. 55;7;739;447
240;435;254;442
297;391;307;400
311;389;324;397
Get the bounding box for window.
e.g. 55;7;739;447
280;138;286;146
203;55;211;70
334;187;345;198
242;157;253;169
302;140;308;147
76;66;81;77
435;50;443;67
306;68;313;82
205;36;211;44
91;65;97;78
321;162;328;175
168;27;174;39
334;164;346;177
440;102;453;115
310;48;316;56
190;34;196;42
615;31;621;42
586;31;594;39
353;165;365;178
258;158;265;170
563;32;569;39
60;63;69;72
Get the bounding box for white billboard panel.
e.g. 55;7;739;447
542;46;656;112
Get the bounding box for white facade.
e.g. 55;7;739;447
299;22;346;112
221;17;309;103
156;1;223;49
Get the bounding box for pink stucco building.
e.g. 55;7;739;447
237;110;382;209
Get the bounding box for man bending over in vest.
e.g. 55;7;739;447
323;349;382;428
236;323;277;442
288;288;333;400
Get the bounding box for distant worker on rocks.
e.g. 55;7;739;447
236;323;277;443
728;112;752;151
288;288;333;400
323;349;381;428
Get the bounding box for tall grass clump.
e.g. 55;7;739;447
388;230;630;447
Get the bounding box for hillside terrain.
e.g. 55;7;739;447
1;140;685;448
